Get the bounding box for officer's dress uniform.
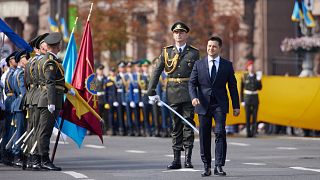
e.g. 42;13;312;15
129;72;142;136
96;75;108;134
115;72;128;136
11;61;28;166
240;72;262;137
2;55;17;165
148;43;199;168
104;75;118;135
125;72;135;136
141;72;153;136
37;50;64;171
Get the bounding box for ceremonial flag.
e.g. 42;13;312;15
0;18;32;52
62;20;103;143
291;0;315;28
48;17;59;32
60;18;69;42
57;31;87;148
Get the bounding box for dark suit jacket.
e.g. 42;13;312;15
188;56;240;114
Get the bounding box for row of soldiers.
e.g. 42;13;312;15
0;32;70;171
95;59;172;138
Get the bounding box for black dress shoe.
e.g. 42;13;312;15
167;162;181;169
201;168;211;177
184;162;193;168
214;166;226;176
41;162;61;171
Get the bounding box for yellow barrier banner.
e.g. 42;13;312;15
223;74;320;130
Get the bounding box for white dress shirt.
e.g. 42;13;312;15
208;55;220;77
176;43;186;53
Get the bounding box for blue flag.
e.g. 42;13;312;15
0;18;32;52
57;32;87;148
291;0;315;28
48;17;59;32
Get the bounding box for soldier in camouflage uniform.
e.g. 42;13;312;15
147;22;199;169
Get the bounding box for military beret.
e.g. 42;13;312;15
171;22;189;33
15;50;30;63
44;32;62;46
140;59;151;66
245;60;254;68
35;33;49;49
118;61;126;68
5;51;18;66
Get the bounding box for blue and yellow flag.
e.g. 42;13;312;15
48;17;59;32
291;0;315;28
56;32;87;148
60;18;69;42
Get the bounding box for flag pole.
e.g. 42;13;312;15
87;3;93;21
51;16;80;163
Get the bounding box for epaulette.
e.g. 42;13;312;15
188;45;199;51
163;45;174;49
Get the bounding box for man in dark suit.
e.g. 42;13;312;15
189;36;240;177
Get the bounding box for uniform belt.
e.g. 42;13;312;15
244;90;258;95
167;78;190;83
141;90;147;94
6;93;14;96
117;89;123;93
133;89;139;93
41;85;65;91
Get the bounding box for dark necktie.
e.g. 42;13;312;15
210;60;216;82
179;48;182;55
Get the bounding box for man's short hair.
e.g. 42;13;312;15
208;36;223;47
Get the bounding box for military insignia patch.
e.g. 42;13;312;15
85;73;97;95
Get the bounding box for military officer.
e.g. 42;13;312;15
95;65;108;134
37;32;74;171
125;62;135;136
147;22;199;169
115;61;128;136
11;50;30;167
140;59;153;136
240;60;262;138
27;33;49;170
104;67;118;135
1;51;18;166
128;60;143;136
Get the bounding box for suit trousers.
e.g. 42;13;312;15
37;108;58;156
170;101;195;151
245;103;258;137
199;106;227;168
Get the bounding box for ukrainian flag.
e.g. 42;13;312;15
60;18;69;42
48;17;59;32
291;0;315;28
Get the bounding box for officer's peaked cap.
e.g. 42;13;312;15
35;33;49;49
118;61;126;68
5;51;18;66
15;50;30;63
44;32;62;46
171;22;189;33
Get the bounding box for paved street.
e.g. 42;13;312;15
1;135;320;180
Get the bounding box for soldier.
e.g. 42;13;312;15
104;67;118;135
27;33;49;170
128;60;143;136
240;60;262;138
125;62;135;136
140;59;153;136
147;22;199;169
115;61;128;136
95;65;108;134
37;32;75;171
11;50;30;167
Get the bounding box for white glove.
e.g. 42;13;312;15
48;104;55;113
113;102;119;107
241;102;245;107
149;100;154;105
148;95;160;103
68;88;76;96
138;102;144;107
122;102;127;106
157;101;162;107
130;101;136;108
256;71;262;81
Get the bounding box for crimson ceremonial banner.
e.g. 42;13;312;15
63;20;103;143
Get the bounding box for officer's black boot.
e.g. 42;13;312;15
167;150;181;169
41;155;61;171
32;154;42;170
184;148;193;168
13;153;23;167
